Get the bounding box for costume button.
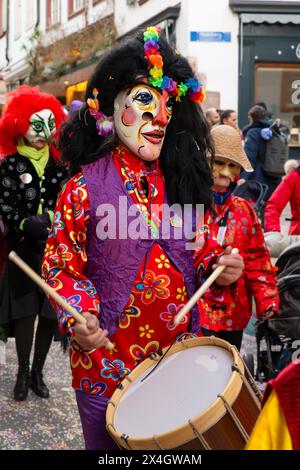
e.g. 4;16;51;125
40;199;45;203
41;188;46;193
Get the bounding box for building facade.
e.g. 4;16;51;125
115;0;300;156
0;0;115;104
0;0;299;153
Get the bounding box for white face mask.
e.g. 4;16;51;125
113;82;174;162
24;109;56;146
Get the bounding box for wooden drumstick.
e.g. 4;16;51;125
8;251;114;351
173;248;239;327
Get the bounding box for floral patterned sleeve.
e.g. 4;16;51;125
193;215;222;282
42;172;100;336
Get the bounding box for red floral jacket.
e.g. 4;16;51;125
201;194;279;332
42;149;222;397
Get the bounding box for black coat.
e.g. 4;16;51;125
0;153;68;326
241;120;281;198
0;153;67;233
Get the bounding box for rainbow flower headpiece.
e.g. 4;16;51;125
144;26;206;103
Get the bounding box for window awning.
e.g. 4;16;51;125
241;13;300;24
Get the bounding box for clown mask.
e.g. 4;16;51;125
113;82;174;162
24;109;56;149
212;157;241;192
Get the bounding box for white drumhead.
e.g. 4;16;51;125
113;345;234;438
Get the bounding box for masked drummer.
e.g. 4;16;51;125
200;125;278;350
42;28;244;450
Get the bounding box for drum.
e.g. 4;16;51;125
106;336;261;450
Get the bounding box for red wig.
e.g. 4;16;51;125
0;85;65;159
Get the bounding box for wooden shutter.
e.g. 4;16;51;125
68;0;73;18
46;0;51;29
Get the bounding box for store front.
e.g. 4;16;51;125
230;1;300;157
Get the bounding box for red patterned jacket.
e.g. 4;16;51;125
201;194;279;332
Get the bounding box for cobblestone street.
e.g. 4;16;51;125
0;339;84;450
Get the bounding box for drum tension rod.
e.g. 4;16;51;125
121;434;132;450
188;420;211;450
153;435;165;450
106;423;116;433
217;393;249;442
232;363;262;403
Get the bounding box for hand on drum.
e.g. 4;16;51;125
214;246;244;286
74;312;109;351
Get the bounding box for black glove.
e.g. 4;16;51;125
23;213;51;241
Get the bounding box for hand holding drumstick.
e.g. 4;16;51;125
8;251;114;351
173;247;243;327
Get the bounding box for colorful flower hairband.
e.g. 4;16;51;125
87;88;114;136
144;26;206;103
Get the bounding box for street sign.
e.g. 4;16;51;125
190;32;231;42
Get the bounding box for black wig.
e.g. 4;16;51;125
60;31;214;209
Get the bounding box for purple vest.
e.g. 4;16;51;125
82;154;200;337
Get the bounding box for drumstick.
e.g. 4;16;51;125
173;248;239;327
8;251;114;351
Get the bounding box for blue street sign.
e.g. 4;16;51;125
190;32;232;42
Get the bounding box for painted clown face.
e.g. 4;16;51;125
24;109;56;149
212;157;241;192
113;81;174;161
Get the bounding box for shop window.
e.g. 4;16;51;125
66;80;88;106
255;64;300;147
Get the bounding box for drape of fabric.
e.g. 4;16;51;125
262;361;300;450
245;390;292;450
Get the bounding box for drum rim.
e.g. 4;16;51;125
106;336;244;450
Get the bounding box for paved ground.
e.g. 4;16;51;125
0;340;84;450
0;205;291;450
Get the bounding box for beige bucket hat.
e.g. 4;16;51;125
210;125;253;172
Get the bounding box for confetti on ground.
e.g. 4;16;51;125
0;338;84;450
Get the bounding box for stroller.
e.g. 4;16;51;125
254;242;300;382
233;180;269;224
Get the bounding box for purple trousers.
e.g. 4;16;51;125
75;390;119;450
